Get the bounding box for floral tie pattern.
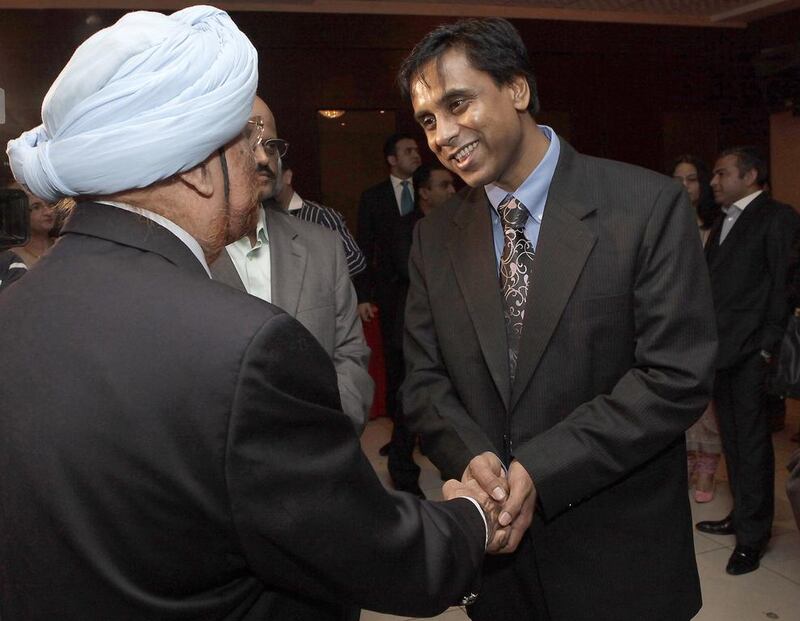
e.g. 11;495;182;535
498;194;534;379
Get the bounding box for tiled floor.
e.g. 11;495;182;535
359;405;800;621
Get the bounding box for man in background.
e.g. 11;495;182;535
212;96;373;432
696;146;800;575
0;9;497;619
276;165;366;278
355;133;424;494
413;163;456;216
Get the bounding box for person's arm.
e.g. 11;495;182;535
324;206;366;279
330;235;374;433
514;181;717;519
761;203;800;356
225;311;488;617
0;251;27;293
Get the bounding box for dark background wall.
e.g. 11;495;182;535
1;9;797;226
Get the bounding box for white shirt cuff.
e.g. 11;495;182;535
458;495;489;549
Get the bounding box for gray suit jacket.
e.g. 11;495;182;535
403;140;716;620
212;204;373;432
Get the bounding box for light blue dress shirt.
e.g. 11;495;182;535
484;125;560;268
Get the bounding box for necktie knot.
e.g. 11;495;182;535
498;195;528;230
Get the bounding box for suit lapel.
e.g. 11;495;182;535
210;249;246;293
448;189;512;410
511;143;597;409
706;194;767;274
266;205;306;315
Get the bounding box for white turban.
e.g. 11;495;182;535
6;5;257;202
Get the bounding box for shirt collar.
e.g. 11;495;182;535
95;200;211;277
287;191;304;213
484;125;560;224
390;174;412;191
724;189;763;215
226;204;268;256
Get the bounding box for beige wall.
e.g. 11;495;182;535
770;111;800;208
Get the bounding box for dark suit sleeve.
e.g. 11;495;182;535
761;203;800;354
353;190;375;303
517;182;717;518
225;312;484;617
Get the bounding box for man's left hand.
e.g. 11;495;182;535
488;460;536;554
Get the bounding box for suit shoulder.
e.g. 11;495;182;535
572;153;683;219
360;179;392;201
580;154;675;193
288;212;341;247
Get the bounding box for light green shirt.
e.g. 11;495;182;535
225;207;271;302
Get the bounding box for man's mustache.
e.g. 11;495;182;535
257;165;274;180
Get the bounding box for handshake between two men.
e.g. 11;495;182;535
444;452;537;554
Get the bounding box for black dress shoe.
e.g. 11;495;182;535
726;545;764;575
696;517;735;535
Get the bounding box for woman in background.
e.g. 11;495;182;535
672;154;722;502
11;184;57;268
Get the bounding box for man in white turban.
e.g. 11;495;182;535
0;6;503;621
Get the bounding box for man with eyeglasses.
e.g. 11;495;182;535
212;95;373;433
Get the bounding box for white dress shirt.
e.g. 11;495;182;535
225;207;271;302
719;189;763;244
389;174;413;215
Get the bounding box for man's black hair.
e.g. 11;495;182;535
383;133;416;160
719;146;769;187
397;17;540;116
412;163;450;205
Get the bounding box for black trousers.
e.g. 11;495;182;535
714;352;775;548
379;294;420;491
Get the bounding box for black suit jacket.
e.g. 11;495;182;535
705;192;800;369
403;141;716;620
354;179;418;318
0;202;485;621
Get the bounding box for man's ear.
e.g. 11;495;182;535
508;75;531;112
387;154;398;168
419;186;430;203
178;161;214;198
743;167;758;188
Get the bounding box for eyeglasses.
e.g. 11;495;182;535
246;117;265;151
258;138;290;159
245;117;289;158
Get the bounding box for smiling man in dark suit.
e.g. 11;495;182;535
695;146;800;575
355;132;424;495
398;17;717;621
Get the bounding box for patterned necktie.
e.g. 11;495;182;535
498;194;534;379
400;180;414;216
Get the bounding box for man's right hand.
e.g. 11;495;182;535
358;302;377;322
442;477;502;547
